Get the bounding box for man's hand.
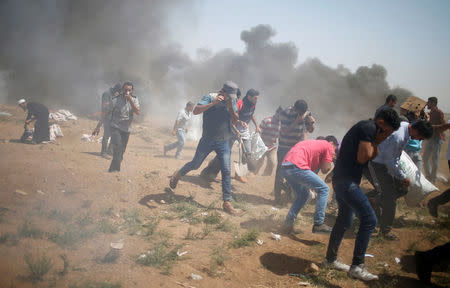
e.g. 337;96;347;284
238;120;248;129
25;119;31;125
92;127;100;136
401;177;410;187
213;95;225;105
125;93;133;102
325;173;333;183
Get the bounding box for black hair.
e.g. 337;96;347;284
186;101;195;107
236;88;241;99
246;89;259;98
294;100;308;113
324;135;339;147
316;136;325;140
375;108;401;130
122;81;133;89
405;111;418;122
275;106;283;114
428;97;438;105
411;120;433;139
385;94;397;104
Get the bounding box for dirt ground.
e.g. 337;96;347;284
0;104;449;288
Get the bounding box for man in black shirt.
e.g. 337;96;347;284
323;108;400;282
18;99;50;143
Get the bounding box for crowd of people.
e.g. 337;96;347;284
16;81;450;284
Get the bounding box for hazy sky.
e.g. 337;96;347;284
172;0;450;112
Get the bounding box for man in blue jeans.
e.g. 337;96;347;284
169;81;239;215
324;108;400;281
280;136;338;235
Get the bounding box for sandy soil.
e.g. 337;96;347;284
0;104;449;288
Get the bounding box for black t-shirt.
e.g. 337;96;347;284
26;102;49;121
333;120;377;184
199;93;237;141
238;97;255;124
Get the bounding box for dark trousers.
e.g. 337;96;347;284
33;115;50;143
429;188;450;207
109;127;130;172
273;147;290;201
363;162;407;234
326;179;377;266
101;121;112;154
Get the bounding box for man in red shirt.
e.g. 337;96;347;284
280;136;338;234
423;97;446;183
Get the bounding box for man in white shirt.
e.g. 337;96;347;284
164;101;195;159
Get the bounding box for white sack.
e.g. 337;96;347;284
250;132;268;161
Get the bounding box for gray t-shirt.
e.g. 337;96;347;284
110;94;140;132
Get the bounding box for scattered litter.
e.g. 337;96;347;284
271;207;279;212
190;273;202;280
175;282;196;288
365;253;374;258
180;218;189;223
36;190;45;195
298;282;310;286
289;273;304;278
61;190;66;193
271;232;281;241
127;179;132;183
200;212;208;217
49;109;78;121
306;263;320;274
160;200;166;204
308;189;316;200
0;111;12;116
81;134;93;142
384;263;389;267
110;240;124;250
138;254;147;260
177;250;188;257
49;124;63;141
256;239;264;246
15;189;27;196
395;257;401;264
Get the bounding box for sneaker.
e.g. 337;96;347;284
348;264;378;281
101;153;111;160
382;231;399;241
222;201;237;215
415;251;431;284
427;199;438;218
169;170;180;189
312;224;332;234
280;223;301;235
175;154;182;160
322;259;350;272
234;175;247;183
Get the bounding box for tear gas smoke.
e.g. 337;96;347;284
0;2;415;138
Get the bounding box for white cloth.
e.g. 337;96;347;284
176;109;192;130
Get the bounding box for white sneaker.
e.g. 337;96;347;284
322;259;350;271
348;264;378;281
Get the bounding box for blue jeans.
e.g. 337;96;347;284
179;137;232;201
282;166;329;225
326;179;377;266
165;129;186;157
423;136;442;182
273;147;291;200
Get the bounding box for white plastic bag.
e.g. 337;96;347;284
250;132;268;161
399;151;439;206
49;124;63;141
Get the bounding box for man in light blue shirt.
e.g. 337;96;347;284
364;120;433;240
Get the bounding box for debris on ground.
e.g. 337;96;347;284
256;239;264;246
395;257;401;264
177;250;188;257
102;249;120;263
36;190;45;195
190;273;202;280
49;109;78;121
15;189;27;196
365;253;374;258
306;263;319;274
298;282;310;286
49;124;64;141
270;232;281;241
110;240;124;250
0;111;12;116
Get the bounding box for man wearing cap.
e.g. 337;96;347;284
18;99;50;144
169;81;239;214
93;83;121;159
164;101;195;159
200;88;261;183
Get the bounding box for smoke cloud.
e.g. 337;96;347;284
0;3;415;138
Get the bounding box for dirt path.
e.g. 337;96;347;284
0;104;449;288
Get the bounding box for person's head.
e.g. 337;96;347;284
112;83;121;97
236;88;241;100
324;135;339;159
374;108;401;144
385;94;397;107
17;99;27;111
293;99;308;115
122;81;133;96
186;101;195;112
274;106;283;119
410;120;433;140
245;89;259;105
316;136;325;140
427;97;438;109
220;81;238;100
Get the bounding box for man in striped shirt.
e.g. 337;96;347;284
254;107;283;176
274;100;315;205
